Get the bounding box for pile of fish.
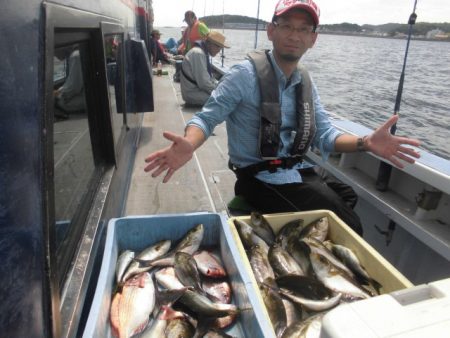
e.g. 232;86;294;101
234;212;382;338
110;224;238;338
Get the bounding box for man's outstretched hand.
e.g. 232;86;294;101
367;115;421;168
144;131;195;183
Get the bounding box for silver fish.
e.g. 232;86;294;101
137;224;204;268
281;313;324;338
279;289;342;312
327;242;382;293
140;305;185;338
155;268;238;318
249;245;276;288
165;318;195;338
174;252;203;292
116;250;135;285
303;237;355;279
276;218;304;250
202;279;232;304
269;243;305;277
250;211;275;245
203;329;235;338
121;240;171;283
193;250;227;278
286;237;312;277
282;299;302;328
299;216;329;242
310;252;371;301
234;219;269;252
259;283;287;338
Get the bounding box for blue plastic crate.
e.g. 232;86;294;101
83;212;273;338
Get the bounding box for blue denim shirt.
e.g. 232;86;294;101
186;50;343;184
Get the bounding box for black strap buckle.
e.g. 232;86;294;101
229;157;303;176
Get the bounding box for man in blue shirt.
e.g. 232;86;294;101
143;0;420;235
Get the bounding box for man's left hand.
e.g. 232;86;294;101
366;115;421;168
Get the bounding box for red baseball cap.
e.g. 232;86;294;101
274;0;320;26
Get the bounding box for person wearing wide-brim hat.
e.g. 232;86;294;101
205;30;230;49
180;30;230;106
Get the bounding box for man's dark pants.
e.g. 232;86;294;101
234;168;363;236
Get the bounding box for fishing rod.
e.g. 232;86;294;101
254;0;261;49
221;0;225;67
375;0;418;191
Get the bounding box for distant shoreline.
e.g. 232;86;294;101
318;31;450;42
159;25;450;42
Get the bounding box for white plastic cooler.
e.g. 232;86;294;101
320;278;450;338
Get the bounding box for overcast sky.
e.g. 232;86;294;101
153;0;450;27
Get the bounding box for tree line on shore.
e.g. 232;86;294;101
201;15;450;38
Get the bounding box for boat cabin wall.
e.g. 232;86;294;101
0;1;154;337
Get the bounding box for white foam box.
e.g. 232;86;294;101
320;278;450;338
83;212;273;338
228;210;414;338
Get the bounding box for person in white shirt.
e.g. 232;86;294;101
180;31;229;107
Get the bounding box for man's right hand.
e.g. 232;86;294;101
144;131;195;183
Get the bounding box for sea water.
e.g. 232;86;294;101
159;27;450;161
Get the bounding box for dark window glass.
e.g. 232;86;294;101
104;34;126;146
53;43;96;263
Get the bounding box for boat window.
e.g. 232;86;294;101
104;33;126;147
53;42;98;278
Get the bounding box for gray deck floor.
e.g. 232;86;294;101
125;65;236;216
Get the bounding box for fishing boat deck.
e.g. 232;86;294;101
123;62;450;285
125;64;235;216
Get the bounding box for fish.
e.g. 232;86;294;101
202;279;232;304
279;288;342;312
233;219;269;252
137;224;204;268
110;272;155;338
249;245;276;288
200;278;235;329
214;312;238;330
310;252;371;301
121;240;171;283
302;237;355;279
276;274;335;300
285;237;313;277
281;313;324;338
281;299;302;328
165;317;195;338
299;216;329;242
250;211;275;245
202;329;236;338
275;218;304;249
259;283;287;338
193;250;227;278
174;252;203;292
155;268;238;318
268;243;305;277
140;305;185;338
115;250;135;285
325;242;382;293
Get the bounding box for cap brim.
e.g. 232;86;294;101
275;4;319;25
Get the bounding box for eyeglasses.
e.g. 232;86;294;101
273;21;315;36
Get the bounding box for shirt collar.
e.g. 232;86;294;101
268;50;302;88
